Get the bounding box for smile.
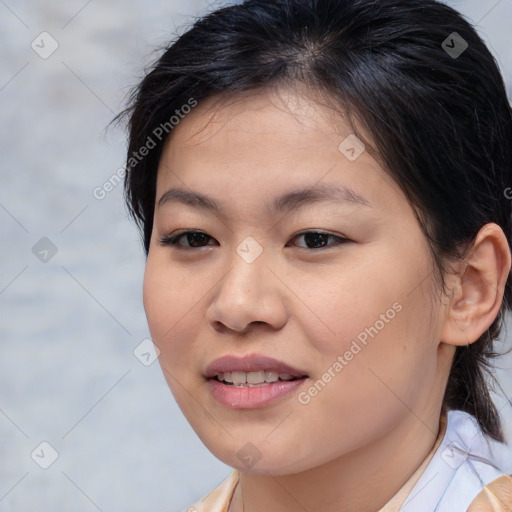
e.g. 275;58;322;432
205;354;309;409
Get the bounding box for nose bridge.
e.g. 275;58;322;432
235;235;265;266
221;235;269;306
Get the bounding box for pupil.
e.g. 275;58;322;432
305;232;328;248
189;233;208;247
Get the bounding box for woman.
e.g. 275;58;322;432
118;0;512;510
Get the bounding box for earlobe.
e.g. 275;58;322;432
440;223;511;347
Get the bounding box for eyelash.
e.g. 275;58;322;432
158;230;351;251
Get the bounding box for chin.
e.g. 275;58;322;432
202;438;311;476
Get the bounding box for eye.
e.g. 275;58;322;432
159;230;217;248
158;229;351;250
288;230;351;250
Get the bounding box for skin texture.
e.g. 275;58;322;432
142;87;511;512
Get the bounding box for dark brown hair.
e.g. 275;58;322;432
117;0;512;441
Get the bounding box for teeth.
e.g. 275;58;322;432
231;371;246;385
264;371;279;383
215;370;298;386
247;371;265;384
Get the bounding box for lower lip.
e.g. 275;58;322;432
207;378;307;409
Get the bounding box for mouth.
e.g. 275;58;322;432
205;354;309;409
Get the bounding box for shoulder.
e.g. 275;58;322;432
467;474;512;512
401;411;512;512
186;470;239;512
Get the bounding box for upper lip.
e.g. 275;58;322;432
205;354;308;378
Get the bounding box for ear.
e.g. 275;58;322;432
440;223;511;346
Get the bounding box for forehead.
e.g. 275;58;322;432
155;86;406;216
166;86;352;150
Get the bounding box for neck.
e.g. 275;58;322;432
228;409;443;512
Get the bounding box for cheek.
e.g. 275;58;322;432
307;285;438;419
142;254;201;369
291;254;417;356
142;257;207;422
297;245;439;403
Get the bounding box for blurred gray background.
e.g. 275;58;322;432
1;1;511;511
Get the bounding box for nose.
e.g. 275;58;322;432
205;247;288;335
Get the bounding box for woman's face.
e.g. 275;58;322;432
143;88;450;474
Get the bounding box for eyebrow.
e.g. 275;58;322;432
157;183;372;215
